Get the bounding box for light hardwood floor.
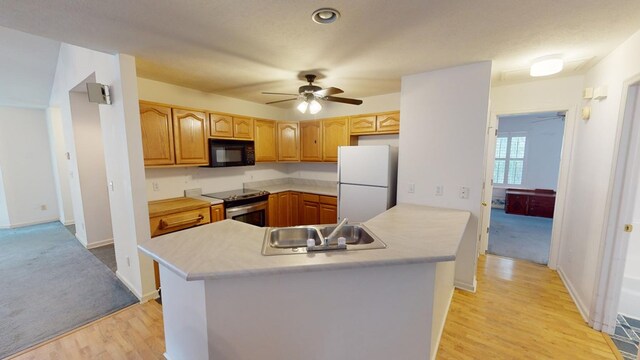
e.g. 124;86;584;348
437;255;619;359
10;255;619;359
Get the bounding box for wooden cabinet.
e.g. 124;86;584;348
301;193;321;225
505;189;556;218
290;192;301;226
139;103;175;166
277;192;291;227
267;194;278;226
210;113;254;140
319;196;338;224
255;119;278;162
277;121;300;161
210;204;225;222
172;108;209;165
322;117;351;162
300;121;322;161
349;111;400;135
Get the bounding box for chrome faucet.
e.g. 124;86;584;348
324;218;348;246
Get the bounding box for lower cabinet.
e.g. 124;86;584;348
210;204;225;223
319;196;338;224
269;191;337;226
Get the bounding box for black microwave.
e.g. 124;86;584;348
207;139;255;167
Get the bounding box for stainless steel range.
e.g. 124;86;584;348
202;189;269;227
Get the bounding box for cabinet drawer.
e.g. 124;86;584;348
319;195;337;205
150;207;211;237
302;193;320;202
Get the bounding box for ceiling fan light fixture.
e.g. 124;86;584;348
297;100;309;113
309;99;322;114
312;8;340;24
530;55;564;77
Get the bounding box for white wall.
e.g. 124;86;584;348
0;106;59;228
0;167;9;227
398;62;492;291
68;90;113;246
46;107;74;225
50;44;154;301
560;29;640;320
495;114;565;193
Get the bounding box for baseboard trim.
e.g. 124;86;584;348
86;238;114;249
62;220;75;226
116;271;143;301
431;287;455;360
0;218;60;229
163;352;173;360
454;277;477;293
141;289;160;303
557;266;589;322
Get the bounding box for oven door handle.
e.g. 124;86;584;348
225;200;268;218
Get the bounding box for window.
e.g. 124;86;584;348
493;134;527;185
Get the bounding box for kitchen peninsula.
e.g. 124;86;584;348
138;203;470;360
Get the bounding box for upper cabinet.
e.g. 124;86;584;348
277;121;300;161
300;120;322;162
172;108;209;165
254;119;278;162
349;111;400;135
322;117;351;162
140;102;175;166
210;113;254;140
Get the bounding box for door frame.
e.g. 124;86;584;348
590;76;640;333
480;106;577;270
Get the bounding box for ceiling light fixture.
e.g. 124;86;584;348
312;8;340;24
297;100;309;113
530;55;564;77
309;99;322;114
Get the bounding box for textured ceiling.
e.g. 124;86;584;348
0;26;60;108
1;0;640;108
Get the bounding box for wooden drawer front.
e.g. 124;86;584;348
150;207;210;237
210;113;233;137
210;204;225;222
302;193;320;202
350;116;377;134
319;195;337;205
376;112;400;133
233;117;254;139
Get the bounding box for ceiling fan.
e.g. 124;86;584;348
262;74;363;114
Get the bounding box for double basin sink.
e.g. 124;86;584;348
262;224;387;256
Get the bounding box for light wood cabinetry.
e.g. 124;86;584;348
322;117;351;162
210;204;225;222
300;121;322;161
319;196;338;224
277;192;291;227
267;194;278;226
172;108;209;165
301;193;321;225
140;103;175;166
349;111;400;135
290;192;301;226
268;191;336;226
277;121;300;161
255;119;278;162
210;113;254;140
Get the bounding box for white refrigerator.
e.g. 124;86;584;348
338;145;398;223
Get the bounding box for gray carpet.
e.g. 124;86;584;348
0;222;138;358
65;224;118;273
488;208;552;264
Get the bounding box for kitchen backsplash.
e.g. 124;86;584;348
243;177;336;189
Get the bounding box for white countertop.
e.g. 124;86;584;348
257;184;337;197
138;203;470;281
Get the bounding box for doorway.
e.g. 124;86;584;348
485;111;566;265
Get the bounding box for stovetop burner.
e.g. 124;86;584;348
202;188;269;202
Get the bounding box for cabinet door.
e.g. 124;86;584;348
233;117;254;139
277;122;300;161
322;117;350;162
301;193;320;225
505;194;528;215
210;204;225;222
139;102;175;166
290;192;301;226
255;119;278;162
319;204;338;224
277;192;291;227
267;194;278;226
173;108;209;165
376;112;400;134
210;113;233;138
350;115;376;134
300;121;322;161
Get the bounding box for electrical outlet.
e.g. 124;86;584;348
152;182;160;191
435;185;444;196
459;186;470;199
408;183;415;193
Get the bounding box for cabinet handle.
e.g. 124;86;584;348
160;215;204;229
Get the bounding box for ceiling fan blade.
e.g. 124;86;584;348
324;96;363;105
262;92;299;96
314;87;343;97
266;98;298;105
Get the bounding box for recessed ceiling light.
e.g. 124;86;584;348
312;8;340;24
530;55;564;77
